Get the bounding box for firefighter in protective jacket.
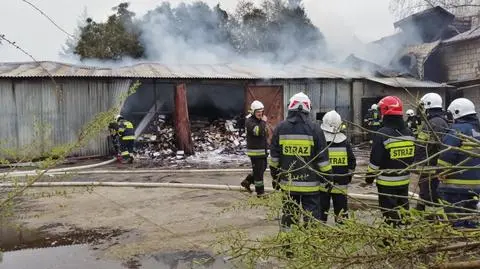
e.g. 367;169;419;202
269;92;332;232
116;115;135;164
437;98;480;228
365;96;415;227
319;110;356;223
243;100;268;196
414;93;449;212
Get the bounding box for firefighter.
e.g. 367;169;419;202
414;93;449;212
365;104;382;142
108;121;120;157
242;101;268;196
405;109;421;134
365;96;415;227
437;98;480;228
319;110;356;223
116;115;135;164
269;92;332;233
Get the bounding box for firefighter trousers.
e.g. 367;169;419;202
281;193;321;232
120;139;134;161
250;157;267;195
377;184;409;227
438;190;479;228
416;175;440;211
319;191;348;223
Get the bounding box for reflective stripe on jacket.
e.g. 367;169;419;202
367;116;416;187
245;116;268;157
269;111;332;194
118;120;135;140
437;115;480;192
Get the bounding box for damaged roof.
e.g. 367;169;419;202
396;40;441;79
0;61;451;88
443;25;480;44
0;61;357;79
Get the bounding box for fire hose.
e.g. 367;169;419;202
0;158;418;202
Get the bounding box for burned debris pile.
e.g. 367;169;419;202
135;114;247;160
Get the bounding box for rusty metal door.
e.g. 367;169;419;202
246;85;284;144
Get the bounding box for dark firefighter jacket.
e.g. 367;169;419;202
324;139;356;194
245;115;268;157
406;116;421;133
366;116;416;187
366;109;381;126
414;109;449;174
269;111;332;194
437;114;480;193
118;120;135;141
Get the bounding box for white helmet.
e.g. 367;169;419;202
250;100;264;112
321;110;342;133
447;98;477;119
288;92;311;113
406;109;415;117
420;93;442;109
371;104;378;110
321;110;347;143
115;115;124;121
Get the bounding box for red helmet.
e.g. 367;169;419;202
378;96;403;116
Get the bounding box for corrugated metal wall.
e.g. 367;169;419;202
0;78;131;158
280;79;353;122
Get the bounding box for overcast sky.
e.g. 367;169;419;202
0;0;395;62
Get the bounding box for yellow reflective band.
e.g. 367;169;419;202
376;179;410;186
253;126;260;136
389;146;415;159
269;160;279;168
280;139;313;156
280;185;322;192
367;166;377;173
385;140;414;149
118;128;125;132
437;159;452;167
443;179;480;185
417;131;430;141
124;121;133;128
121;151;130;156
254;181;264;187
122;136;135;140
319;164;332;172
247;149;266;157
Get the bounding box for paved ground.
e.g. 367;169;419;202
0;154;422;267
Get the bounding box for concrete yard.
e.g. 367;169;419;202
0;161;421;268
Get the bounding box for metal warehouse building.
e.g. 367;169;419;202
0;61;451;158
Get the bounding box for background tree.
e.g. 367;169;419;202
74;2;144;60
70;0;327;64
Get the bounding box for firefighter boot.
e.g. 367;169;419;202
240;174;253;193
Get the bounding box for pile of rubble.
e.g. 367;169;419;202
135;115;247;160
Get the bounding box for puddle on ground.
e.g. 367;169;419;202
0;223;236;269
1;247;233;269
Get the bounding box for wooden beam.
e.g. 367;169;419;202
174;83;194;155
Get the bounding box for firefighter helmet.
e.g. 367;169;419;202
321;110;342;133
406;109;415;117
250;100;264;112
378;96;403;116
288;92;311;113
420;93;442;109
321;110;347;143
371;104;378;110
447;98;477;119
